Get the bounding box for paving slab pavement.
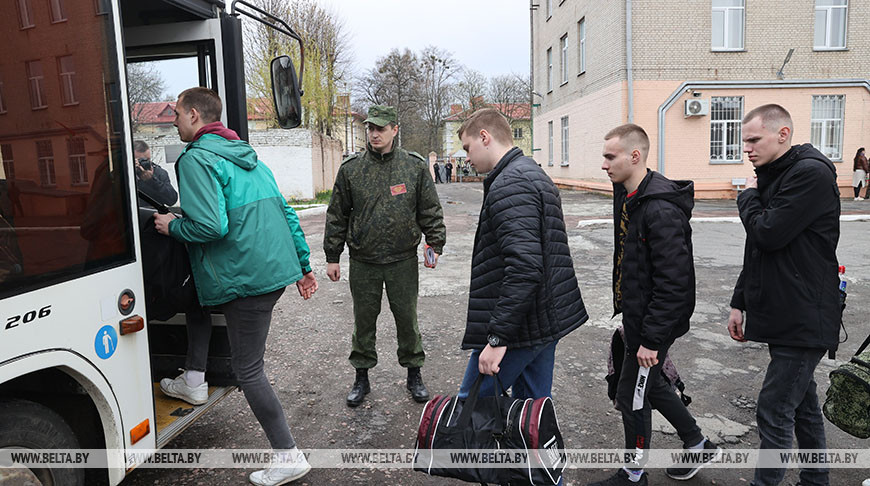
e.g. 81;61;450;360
125;182;870;486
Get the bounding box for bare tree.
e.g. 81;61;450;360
356;48;422;147
488;73;531;124
452;68;487;111
244;0;350;134
418;46;456;154
127;62;168;130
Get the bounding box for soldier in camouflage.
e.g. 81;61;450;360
323;105;446;407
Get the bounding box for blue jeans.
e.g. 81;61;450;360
752;345;828;486
458;340;558;400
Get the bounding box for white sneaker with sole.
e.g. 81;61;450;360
249;452;311;486
159;372;208;405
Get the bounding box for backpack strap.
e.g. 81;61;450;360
856;332;870;356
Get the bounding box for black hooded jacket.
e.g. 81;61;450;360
462;148;588;350
730;143;841;351
612;170;695;351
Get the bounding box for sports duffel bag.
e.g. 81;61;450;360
413;373;566;485
823;335;870;439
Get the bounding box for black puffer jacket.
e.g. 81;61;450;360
612;170;695;351
730;144;841;351
462;148;587;350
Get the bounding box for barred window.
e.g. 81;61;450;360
710;96;744;163
68;137;87;185
811;95;845;161
36;140;56;187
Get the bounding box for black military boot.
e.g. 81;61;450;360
346;368;370;407
407;367;430;403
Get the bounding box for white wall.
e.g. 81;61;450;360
253;146;313;199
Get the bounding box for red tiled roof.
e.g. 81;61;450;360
132;101;176;124
443;102;531;122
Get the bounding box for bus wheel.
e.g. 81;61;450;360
0;399;85;486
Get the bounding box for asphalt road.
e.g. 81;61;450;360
124;182;870;486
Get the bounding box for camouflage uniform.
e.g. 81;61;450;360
324;106;446;370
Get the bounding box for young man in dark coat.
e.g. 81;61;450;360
590;124;720;486
728;104;840;486
456;108;587;403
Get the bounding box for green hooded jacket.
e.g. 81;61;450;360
168;133;311;306
323;143;445;264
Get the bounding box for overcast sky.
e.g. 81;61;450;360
156;0;531;99
316;0;530;79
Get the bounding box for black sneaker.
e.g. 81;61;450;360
587;469;648;486
666;439;722;480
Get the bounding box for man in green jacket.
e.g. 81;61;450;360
324;105;446;407
154;87;317;486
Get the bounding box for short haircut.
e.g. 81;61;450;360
133;140;149;154
457;108;512;145
428;151;437;157
743;104;793;131
178;87;222;123
604;123;650;159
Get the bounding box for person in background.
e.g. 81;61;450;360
133;140;177;207
852;147;868;201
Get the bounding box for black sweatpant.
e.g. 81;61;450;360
614;344;703;468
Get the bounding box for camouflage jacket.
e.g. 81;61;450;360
323;144;446;264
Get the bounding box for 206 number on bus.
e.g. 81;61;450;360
5;306;52;330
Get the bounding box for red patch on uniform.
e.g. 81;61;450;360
390;183;407;196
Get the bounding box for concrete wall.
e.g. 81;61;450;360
136;127;342;200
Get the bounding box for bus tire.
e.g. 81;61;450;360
0;398;85;486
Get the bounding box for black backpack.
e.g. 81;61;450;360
138;206;199;321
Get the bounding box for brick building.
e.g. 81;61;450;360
532;0;869;197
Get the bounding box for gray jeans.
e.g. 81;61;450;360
184;288;295;450
752;345;828;486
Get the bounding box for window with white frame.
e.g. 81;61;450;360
546;0;552;18
814;0;848;49
58;56;78;106
710;96;744;163
49;0;67;22
548;121;554;166
36;140;55;187
560;116;569;166
712;0;744;50
560;34;568;85
68;137;87;185
1;144;14;180
26;60;47;109
546;48;553;91
0;80;6;114
513;127;523;139
18;0;34;29
811;95;845;161
578;18;586;74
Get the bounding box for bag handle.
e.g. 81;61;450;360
456;372;509;429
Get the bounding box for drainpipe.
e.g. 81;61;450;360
626;0;634;123
656;79;870;175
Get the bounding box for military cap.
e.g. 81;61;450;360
364;105;397;127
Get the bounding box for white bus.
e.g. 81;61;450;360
0;1;302;484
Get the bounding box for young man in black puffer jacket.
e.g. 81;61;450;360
456;108;588;402
589;124;720;486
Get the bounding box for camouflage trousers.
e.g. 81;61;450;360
348;257;425;370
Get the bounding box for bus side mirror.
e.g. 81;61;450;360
270;55;302;129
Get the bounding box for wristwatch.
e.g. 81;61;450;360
487;333;504;347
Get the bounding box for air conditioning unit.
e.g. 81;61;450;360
685;99;709;116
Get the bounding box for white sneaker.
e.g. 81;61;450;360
159;372;208;405
249;452;311;486
856;197;862;201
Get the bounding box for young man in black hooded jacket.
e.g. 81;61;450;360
590;124;720;486
728;104;840;486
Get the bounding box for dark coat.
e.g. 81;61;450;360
612;170;695;351
462;147;587;350
730;143;841;351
